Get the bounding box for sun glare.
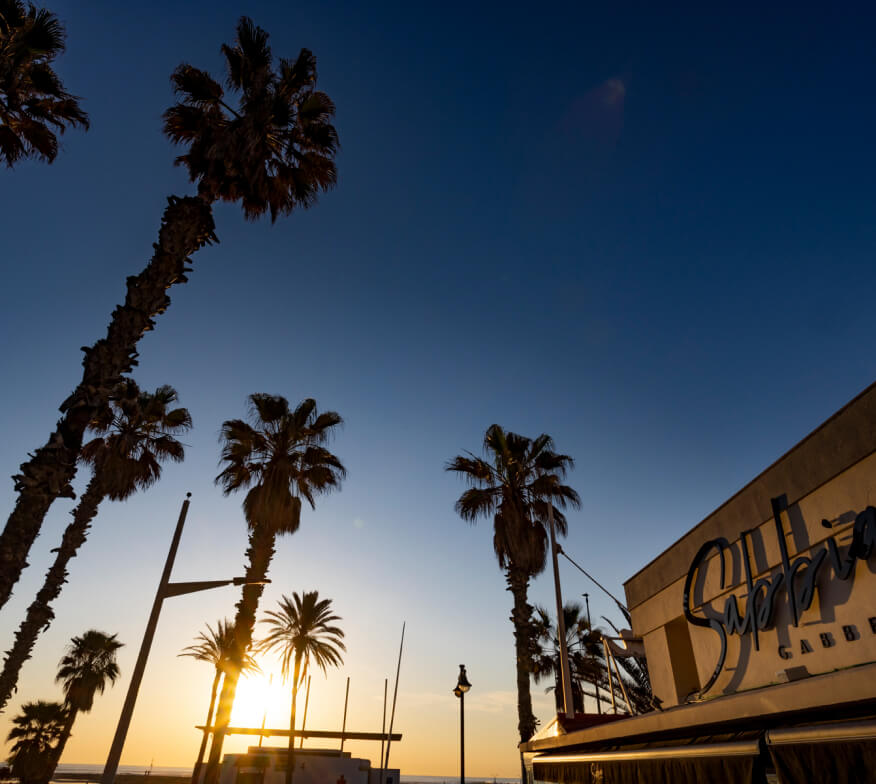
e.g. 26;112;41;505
230;672;289;729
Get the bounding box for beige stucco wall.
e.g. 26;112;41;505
624;382;876;709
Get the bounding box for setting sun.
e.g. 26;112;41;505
229;673;289;730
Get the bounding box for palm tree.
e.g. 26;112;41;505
0;381;190;712
0;0;89;166
531;603;605;714
259;592;345;784
46;631;123;781
5;700;65;784
0;15;339;612
180;620;260;784
447;425;580;764
531;605;653;715
203;394;345;784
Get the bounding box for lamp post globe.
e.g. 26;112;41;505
453;665;471;784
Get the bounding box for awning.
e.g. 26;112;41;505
766;719;876;784
532;739;762;784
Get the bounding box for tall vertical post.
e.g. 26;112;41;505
547;503;574;716
102;494;191;784
459;689;465;784
583;593;601;714
339;677;350;751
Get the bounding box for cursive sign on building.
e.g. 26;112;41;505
682;494;876;696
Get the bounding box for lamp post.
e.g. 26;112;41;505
101;494;269;784
453;665;471;784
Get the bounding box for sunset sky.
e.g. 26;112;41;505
2;0;876;778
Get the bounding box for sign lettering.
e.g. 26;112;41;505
683;494;876;696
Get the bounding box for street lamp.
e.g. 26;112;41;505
453;665;471;784
101;494;269;784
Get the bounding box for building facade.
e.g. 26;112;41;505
523;383;876;783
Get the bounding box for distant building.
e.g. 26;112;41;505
523;382;876;783
216;746;399;784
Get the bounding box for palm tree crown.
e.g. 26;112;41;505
0;0;88;166
82;380;192;501
216;394;346;534
163;16;338;220
180;619;259;677
6;700;65;784
447;425;580;573
56;630;122;713
260;591;346;683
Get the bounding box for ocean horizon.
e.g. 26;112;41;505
51;764;520;784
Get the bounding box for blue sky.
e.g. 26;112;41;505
1;0;875;776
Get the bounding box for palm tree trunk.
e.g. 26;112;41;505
506;565;537;782
41;707;77;784
285;655;302;784
191;669;223;784
0;195;216;612
203;524;276;784
0;477;104;712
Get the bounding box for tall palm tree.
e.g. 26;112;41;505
179;620;260;784
0;381;190;712
46;630;123;782
0;0;89;166
204;394;345;784
5;700;65;784
447;425;580;762
259;591;345;784
0;15;338;612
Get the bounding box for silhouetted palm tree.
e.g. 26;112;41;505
204;394;345;784
531;603;605;714
447;425;580;760
0;381;190;712
5;700;65;784
0;16;338;612
0;0;89;166
531;605;653;715
47;631;122;780
259;591;345;784
180;620;260;784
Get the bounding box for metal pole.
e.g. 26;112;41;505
607;646;633;715
547;503;574;715
378;679;387;782
459;690;465;784
602;638;617;714
102;494;191;784
339;677;350;751
583;593;601;714
299;676;311;748
382;622;405;781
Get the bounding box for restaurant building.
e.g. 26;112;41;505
522;383;876;783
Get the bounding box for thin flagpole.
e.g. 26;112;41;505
299;675;311;748
340;677;350;751
378;679;387;782
382;622;405;781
